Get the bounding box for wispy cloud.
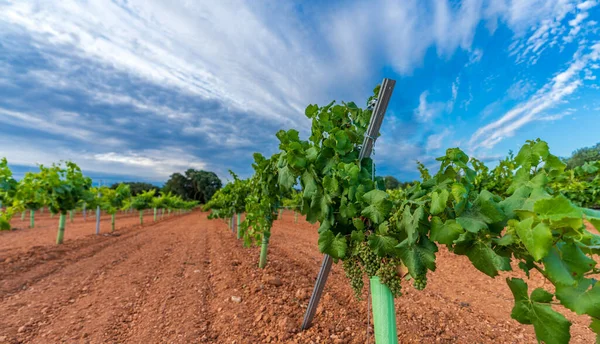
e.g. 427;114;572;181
447;77;460;112
0;0;597;182
415;91;444;122
470;42;600;149
426;129;452;151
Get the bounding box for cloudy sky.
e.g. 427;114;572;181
1;0;599;184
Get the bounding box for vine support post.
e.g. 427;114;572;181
95;205;100;235
29;209;34;228
56;213;66;245
302;78;396;331
236;213;241;239
370;276;398;344
258;233;270;269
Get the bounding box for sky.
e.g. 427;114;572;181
0;0;599;185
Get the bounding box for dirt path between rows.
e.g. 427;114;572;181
0;211;596;343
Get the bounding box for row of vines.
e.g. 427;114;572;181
204;85;600;343
0;159;198;243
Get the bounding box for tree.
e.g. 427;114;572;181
163;169;222;204
564;142;600;169
110;182;159;196
383;175;400;190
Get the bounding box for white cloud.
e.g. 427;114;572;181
447;77;460;112
569;12;589;27
0;107;127;147
470;42;600;149
93;149;206;178
466;48;484;66
426;129;452;151
577;1;598;11
415;91;436;122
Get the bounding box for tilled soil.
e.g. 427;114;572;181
0;211;596;343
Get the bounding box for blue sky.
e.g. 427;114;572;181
0;0;599;185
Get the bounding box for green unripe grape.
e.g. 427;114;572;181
413;274;427;291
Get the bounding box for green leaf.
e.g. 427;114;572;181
430;189;449;215
351;230;365;243
456;190;505;233
368;234;398;256
361;189;392;224
396;236;437;278
591;318;600;343
583;208;600;231
556;279;600;318
278;166;296;189
451;183;467;202
534;195;583;230
500;186;531;219
543;243;596;286
318;230;347;259
323;175;339;196
352;218;365;231
456;216;487;233
430;217;463;245
305;104;319;117
506;278;572;344
515;217;553;261
302;171;318;200
465;241;511;277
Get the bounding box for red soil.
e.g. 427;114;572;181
0;211;596;343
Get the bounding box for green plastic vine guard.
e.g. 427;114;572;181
111;214;116;232
139;210;144;225
236;213;241;239
29;210;34;228
258;235;270;269
370;276;398;344
154;208;157;222
56;213;66;245
21;211;25;221
69;210;74;223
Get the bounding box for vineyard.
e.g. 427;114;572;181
0;84;599;343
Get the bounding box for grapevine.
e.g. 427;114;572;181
203;84;600;343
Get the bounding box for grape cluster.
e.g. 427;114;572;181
377;259;402;298
358;242;380;277
413;274;427;291
342;257;364;299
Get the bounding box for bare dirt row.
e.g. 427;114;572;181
0;211;596;343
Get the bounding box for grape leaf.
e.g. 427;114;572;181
515;217;553;261
368;234;398;256
556;278;600;318
543;243;596;286
507;278;571;344
278;166;296;189
396;236;437;278
534;195;583;230
361;189;392;224
430;189;449;215
430;217;463;245
318;230;347;259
